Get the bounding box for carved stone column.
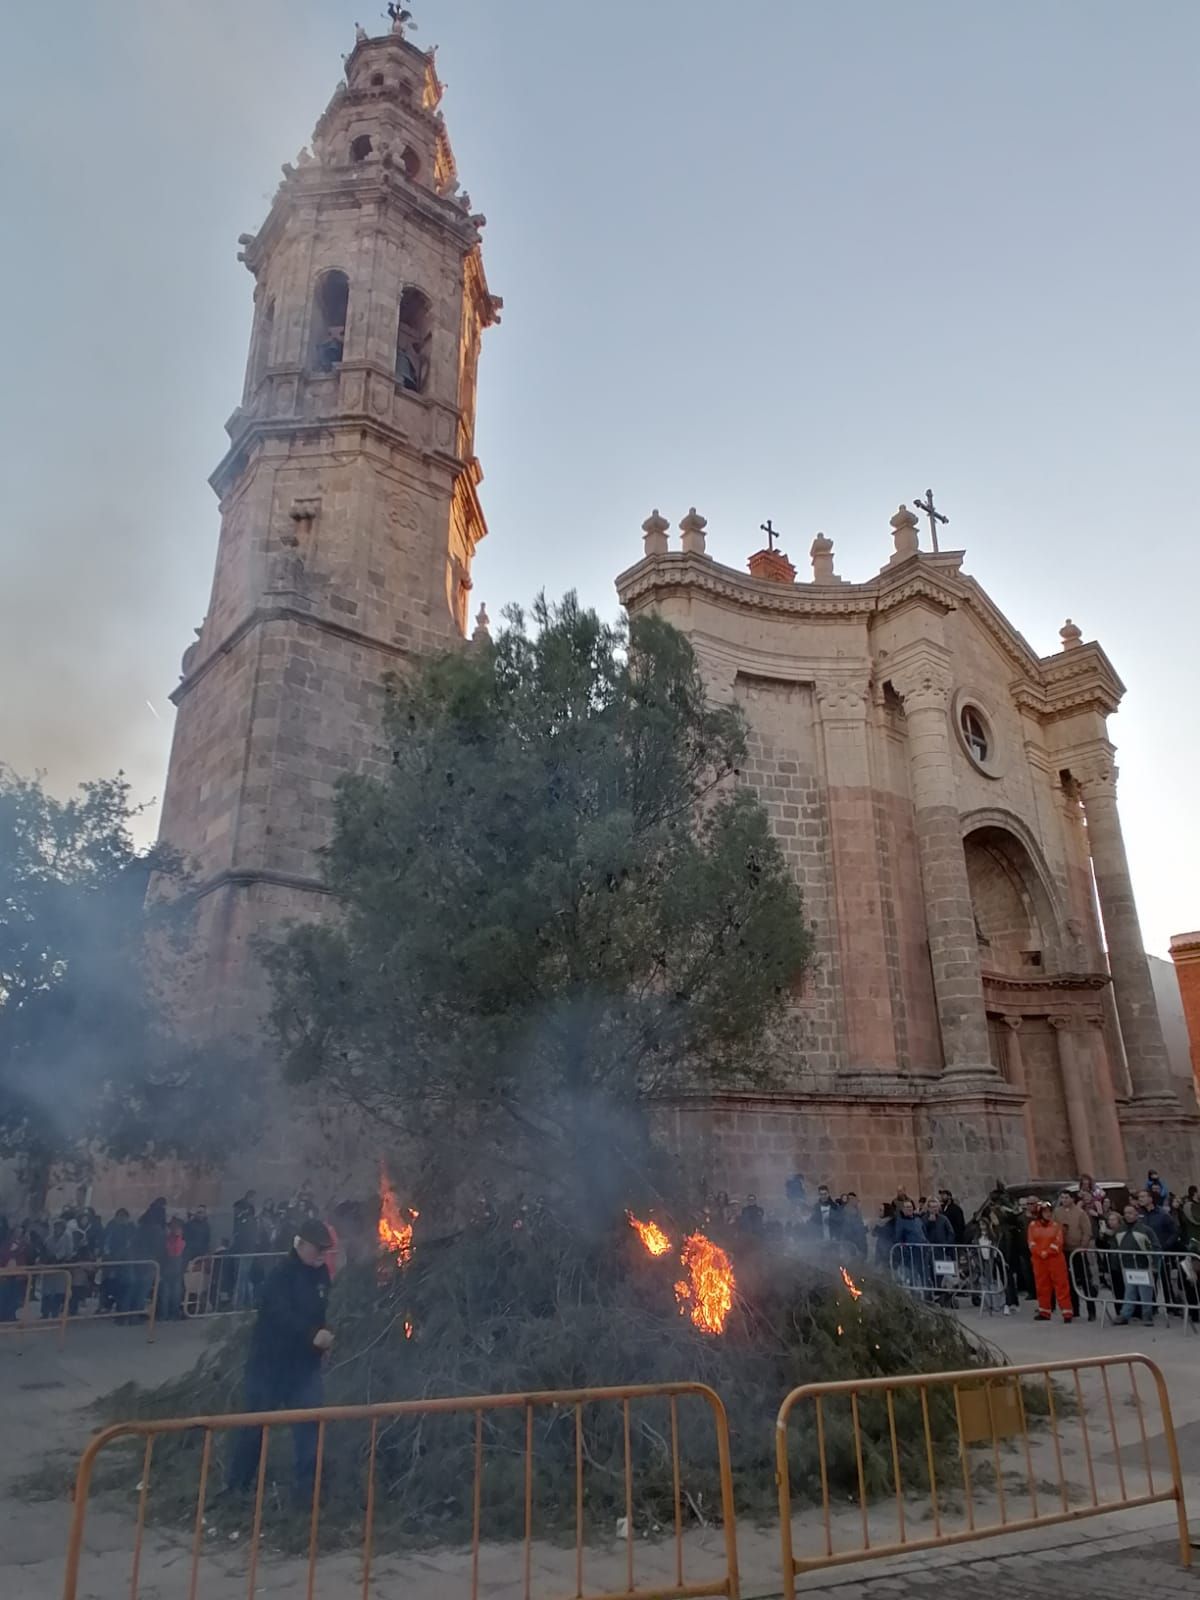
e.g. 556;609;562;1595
815;671;896;1071
1001;1017;1037;1172
1086;1014;1128;1176
1074;758;1174;1105
1050;1016;1096;1174
892;654;994;1076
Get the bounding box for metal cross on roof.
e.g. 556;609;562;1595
914;489;949;554
760;519;780;553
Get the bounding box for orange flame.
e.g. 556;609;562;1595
378;1164;418;1265
403;1319;414;1340
627;1211;672;1257
673;1232;735;1335
839;1266;863;1300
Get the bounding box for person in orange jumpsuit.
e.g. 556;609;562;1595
1027;1202;1073;1321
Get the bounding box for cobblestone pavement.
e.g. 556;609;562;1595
803;1534;1198;1597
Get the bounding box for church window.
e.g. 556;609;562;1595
370;72;384;87
350;134;373;163
401;145;421;179
961;707;989;763
310;270;349;372
395;287;431;392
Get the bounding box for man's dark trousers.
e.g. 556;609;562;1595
226;1367;324;1504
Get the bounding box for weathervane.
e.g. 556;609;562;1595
760;518;780;553
385;3;415;32
914;489;948;554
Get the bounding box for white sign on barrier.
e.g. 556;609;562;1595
934;1260;956;1277
1124;1269;1152;1288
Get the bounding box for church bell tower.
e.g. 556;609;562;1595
157;17;500;1028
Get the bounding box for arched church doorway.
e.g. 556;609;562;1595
964;821;1084;1177
964;824;1057;979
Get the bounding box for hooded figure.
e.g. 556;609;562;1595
1027;1202;1073;1322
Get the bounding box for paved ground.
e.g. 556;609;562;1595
799;1533;1198;1597
5;1303;1200;1598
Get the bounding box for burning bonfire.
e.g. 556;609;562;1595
378;1165;418;1265
114;1187;987;1554
627;1212;735;1335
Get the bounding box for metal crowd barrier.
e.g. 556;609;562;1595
775;1354;1188;1595
0;1265;73;1345
0;1260;160;1346
182;1251;285;1318
888;1241;1008;1312
62;1381;741;1600
1071;1247;1200;1327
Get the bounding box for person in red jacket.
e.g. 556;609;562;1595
1027;1202;1073;1322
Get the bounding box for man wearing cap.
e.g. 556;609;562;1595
226;1217;335;1502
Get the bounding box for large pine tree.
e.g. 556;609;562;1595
270;595;812;1211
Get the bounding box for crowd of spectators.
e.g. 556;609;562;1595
710;1168;1200;1326
0;1181;363;1326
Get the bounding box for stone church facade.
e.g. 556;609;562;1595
155;20;1198;1206
618;515;1198;1199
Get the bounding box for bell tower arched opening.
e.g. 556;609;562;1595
395;286;431;392
309;270;349;372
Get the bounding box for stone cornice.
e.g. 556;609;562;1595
615;552;876;619
660;1078;1029;1113
1014;640;1125;718
171;603;421;707
241;165;480;280
179;866;336;908
211;403;470;499
618;548;1121;727
981;970;1111;994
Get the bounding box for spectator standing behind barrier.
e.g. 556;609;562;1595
893;1198;928;1291
924;1197;957;1305
938;1188;967;1245
873;1202;896;1268
1054;1190;1096;1322
1113;1203;1159;1325
838;1193;868;1258
1137;1188;1179;1307
973;1196;1017;1315
183;1206;211;1265
1027;1201;1073;1322
1146;1170;1170;1206
133;1199;167;1318
808;1185;842;1249
231;1191;259;1310
1098;1208;1126;1308
161;1218;186;1320
101;1208;135;1317
1076;1175;1105;1233
223;1218;336;1506
0;1217;29;1322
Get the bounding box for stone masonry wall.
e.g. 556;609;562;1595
733;676;840;1077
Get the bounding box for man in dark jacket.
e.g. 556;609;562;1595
938;1189;967;1245
183;1206;212;1265
226;1218;335;1503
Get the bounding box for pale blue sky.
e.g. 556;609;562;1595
1;1;1196;954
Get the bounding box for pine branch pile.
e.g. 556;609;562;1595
99;1206;989;1550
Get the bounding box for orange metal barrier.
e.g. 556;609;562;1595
63;1381;740;1600
0;1260;160;1346
0;1265;73;1345
775;1355;1188;1595
182;1251;285;1317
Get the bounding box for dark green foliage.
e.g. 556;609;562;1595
0;766;254;1185
268;596;813;1204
